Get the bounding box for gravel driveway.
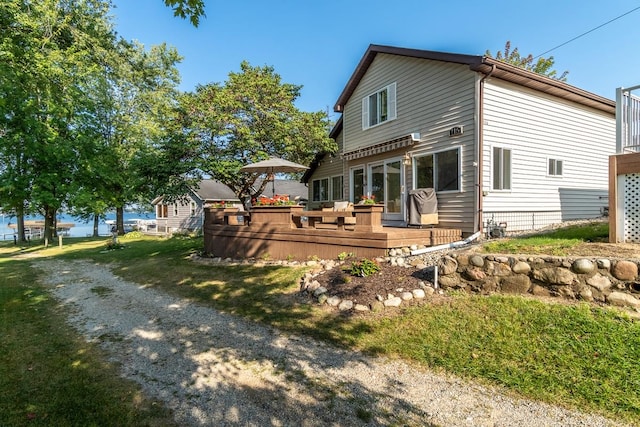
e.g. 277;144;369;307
35;258;628;427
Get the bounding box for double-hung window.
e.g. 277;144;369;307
493;147;512;190
331;176;343;200
548;158;563;176
362;82;397;130
157;204;168;218
312;178;329;201
415;148;460;192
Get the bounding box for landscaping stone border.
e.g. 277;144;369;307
436;252;640;310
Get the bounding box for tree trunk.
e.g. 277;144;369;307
43;205;56;247
16;205;26;243
116;206;125;235
92;214;100;237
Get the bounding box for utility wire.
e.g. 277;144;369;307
534;5;640;59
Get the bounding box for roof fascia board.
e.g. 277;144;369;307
471;58;615;114
334;44;482;111
334;44;615;115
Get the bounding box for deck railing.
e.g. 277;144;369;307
616;86;640;153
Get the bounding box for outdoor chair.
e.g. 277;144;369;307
316;201;355;230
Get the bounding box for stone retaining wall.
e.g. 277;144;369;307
437;252;640;310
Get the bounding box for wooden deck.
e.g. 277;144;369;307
204;206;461;260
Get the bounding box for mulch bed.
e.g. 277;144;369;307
310;261;436;307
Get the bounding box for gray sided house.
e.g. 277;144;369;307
152;180;240;234
304;44;615;235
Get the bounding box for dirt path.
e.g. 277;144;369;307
34;258;627;427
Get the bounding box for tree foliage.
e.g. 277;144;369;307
181;61;336;205
163;0;205;26
0;0;330;242
485;41;569;82
0;0;184;239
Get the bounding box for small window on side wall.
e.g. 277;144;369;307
492;146;511;190
548;158;563;176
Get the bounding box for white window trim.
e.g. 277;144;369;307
412;146;462;193
491;145;512;192
547;157;564;177
362;82;397;130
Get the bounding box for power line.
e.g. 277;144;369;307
534;5;640;59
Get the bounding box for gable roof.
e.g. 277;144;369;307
193;179;239;202
302;116;343;184
254;179;308;200
335;44;615;115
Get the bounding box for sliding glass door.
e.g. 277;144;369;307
368;158;403;221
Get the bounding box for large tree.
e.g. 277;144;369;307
485;41;569;81
0;0;118;243
0;0;185;240
87;40;183;235
181;61;336;206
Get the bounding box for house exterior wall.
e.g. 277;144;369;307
481;79;615;231
155;192;204;233
307;130;346;210
341;54;478;233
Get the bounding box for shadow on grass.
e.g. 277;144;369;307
0;251;175;426
26;242;440;426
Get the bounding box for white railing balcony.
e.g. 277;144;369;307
616;86;640;153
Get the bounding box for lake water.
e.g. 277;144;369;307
0;212;155;240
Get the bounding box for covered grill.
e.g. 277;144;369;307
407;188;438;226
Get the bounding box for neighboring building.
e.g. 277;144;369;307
152;180;240;234
253;179;309;205
304;44;615;235
152;178;308;234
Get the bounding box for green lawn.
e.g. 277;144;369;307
2;227;639;425
0;240;175;426
482;221;609;255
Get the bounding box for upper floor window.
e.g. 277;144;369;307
548;158;563;176
157;204;168;218
190;202;197;217
415;148;460;192
493;146;512;190
362;82;397;130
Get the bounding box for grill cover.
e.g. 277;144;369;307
407;188;438;226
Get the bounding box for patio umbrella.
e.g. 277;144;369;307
240;157;309;196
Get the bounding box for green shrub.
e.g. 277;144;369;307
349;258;381;277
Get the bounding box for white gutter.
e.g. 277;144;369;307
410;231;482;256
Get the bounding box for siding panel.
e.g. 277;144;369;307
342;54;478;234
482;79;614;229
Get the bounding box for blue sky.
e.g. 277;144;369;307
110;0;640;118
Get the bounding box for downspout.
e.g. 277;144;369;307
476;63;496;234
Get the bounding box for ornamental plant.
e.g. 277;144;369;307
253;194;296;206
348;258;381;277
211;200;229;208
360;195;376;205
